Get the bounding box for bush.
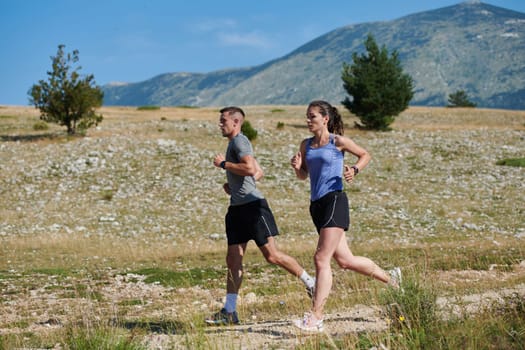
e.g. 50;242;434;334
379;271;438;348
496;158;525;167
241;120;258;141
447;90;477;108
136;105;160;111
33;120;49;131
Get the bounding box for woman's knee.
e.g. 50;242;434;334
314;252;331;269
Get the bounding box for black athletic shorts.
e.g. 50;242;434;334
309;191;349;233
225;198;279;247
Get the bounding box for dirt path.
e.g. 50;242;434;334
1;270;524;349
142;283;525;349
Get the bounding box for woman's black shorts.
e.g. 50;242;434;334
225;198;279;246
309;191;349;233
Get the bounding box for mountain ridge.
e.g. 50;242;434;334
102;2;525;110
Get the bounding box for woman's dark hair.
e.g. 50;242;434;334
307;100;344;135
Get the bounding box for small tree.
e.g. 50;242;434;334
241;120;258;141
29;44;103;135
447;90;477;108
341;34;414;131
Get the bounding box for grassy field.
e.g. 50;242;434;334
0;105;524;349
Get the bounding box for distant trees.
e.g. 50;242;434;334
28;44;103;135
447;90;477;108
341;34;414;131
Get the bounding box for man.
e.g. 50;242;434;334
206;106;315;325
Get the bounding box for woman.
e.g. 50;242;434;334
290;100;400;332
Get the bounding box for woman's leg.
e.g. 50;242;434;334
333;234;389;283
311;227;344;320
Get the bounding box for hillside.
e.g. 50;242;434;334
102;2;525;109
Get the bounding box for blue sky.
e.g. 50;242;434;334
1;0;524;106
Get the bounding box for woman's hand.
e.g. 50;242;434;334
343;164;356;183
290;152;302;171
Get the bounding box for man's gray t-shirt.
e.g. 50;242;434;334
226;133;264;206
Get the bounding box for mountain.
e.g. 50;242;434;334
102;2;525;110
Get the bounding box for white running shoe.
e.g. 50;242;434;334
293;312;324;332
306;277;316;299
388;267;402;289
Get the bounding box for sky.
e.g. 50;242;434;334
1;0;524;106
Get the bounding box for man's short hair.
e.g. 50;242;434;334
220;106;245;119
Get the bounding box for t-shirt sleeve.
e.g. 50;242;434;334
233;135;253;159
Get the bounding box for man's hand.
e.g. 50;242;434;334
223;183;231;195
214;154;225;168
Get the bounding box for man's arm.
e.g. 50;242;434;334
214;153;258;177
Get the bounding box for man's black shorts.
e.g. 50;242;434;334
309;191;349;233
225;198;279;246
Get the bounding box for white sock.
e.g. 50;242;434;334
300;270;315;288
224;293;238;313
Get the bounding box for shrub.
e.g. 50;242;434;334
241;120;258;141
379;271;438;348
496;158;525;167
33;120;49;131
136;105;160;111
447;90;477;108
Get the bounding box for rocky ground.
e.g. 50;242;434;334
0;105;524;349
1;266;524;349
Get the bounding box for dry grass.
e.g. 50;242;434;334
0;104;524;349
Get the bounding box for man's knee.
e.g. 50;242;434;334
264;251;283;265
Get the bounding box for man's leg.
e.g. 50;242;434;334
258;237;315;289
225;243;247;311
206;243;247;325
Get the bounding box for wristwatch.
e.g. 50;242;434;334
350;165;359;175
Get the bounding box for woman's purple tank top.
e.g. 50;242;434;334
305;134;344;201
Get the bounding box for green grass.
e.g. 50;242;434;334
496;157;525;167
136;105;160;111
64;327;147;350
1;105;524;349
132;267;223;288
176;105;199;109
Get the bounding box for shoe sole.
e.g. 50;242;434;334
292;320;324;332
205;319;239;326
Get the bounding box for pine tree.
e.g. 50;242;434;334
447;90;477;108
28;45;103;135
341;34;413;131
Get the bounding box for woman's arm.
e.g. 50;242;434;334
291;139;309;180
336;135;371;182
